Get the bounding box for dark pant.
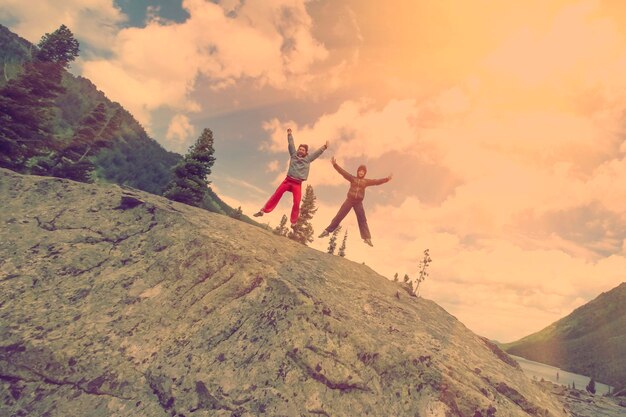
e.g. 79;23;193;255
325;198;371;240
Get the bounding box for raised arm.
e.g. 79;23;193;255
331;157;353;181
306;140;329;162
287;128;296;156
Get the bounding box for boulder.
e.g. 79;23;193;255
0;168;568;417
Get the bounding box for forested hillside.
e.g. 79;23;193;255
0;24;180;194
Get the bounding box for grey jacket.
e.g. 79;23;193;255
286;133;326;181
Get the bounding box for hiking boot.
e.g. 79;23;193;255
318;230;330;238
253;210;264;217
364;238;373;247
290;223;297;229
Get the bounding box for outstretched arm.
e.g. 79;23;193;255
331;156;353;181
287;128;296;156
306;140;329;162
366;173;393;186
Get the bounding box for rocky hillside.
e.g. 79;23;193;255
538;381;626;417
502;283;626;390
0;168;568;417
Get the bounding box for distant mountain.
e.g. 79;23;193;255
502;282;626;390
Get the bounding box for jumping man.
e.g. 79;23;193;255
318;157;392;246
254;128;329;227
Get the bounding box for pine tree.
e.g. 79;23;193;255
35;102;109;182
100;108;123;141
68;102;109;160
586;378;596;394
232;206;243;220
0;60;65;170
338;229;348;257
163;128;216;208
327;226;342;254
36;24;80;69
412;249;432;297
288;184;317;245
0;25;79;172
273;215;289;237
52;159;95;182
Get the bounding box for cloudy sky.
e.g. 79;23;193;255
2;0;626;342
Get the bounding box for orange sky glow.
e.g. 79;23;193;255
2;0;625;341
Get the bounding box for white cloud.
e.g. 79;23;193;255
220;176;268;196
166;114;195;151
260;68;626;235
211;176;276;223
2;0;339;132
262;99;415;156
266;160;281;173
320;196;626;341
0;0;126;52
77;0;333;129
145;5;169;25
271;51;626;341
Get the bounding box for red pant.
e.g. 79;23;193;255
262;177;302;224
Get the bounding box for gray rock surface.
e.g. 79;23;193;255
0;168;569;417
538;382;626;417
